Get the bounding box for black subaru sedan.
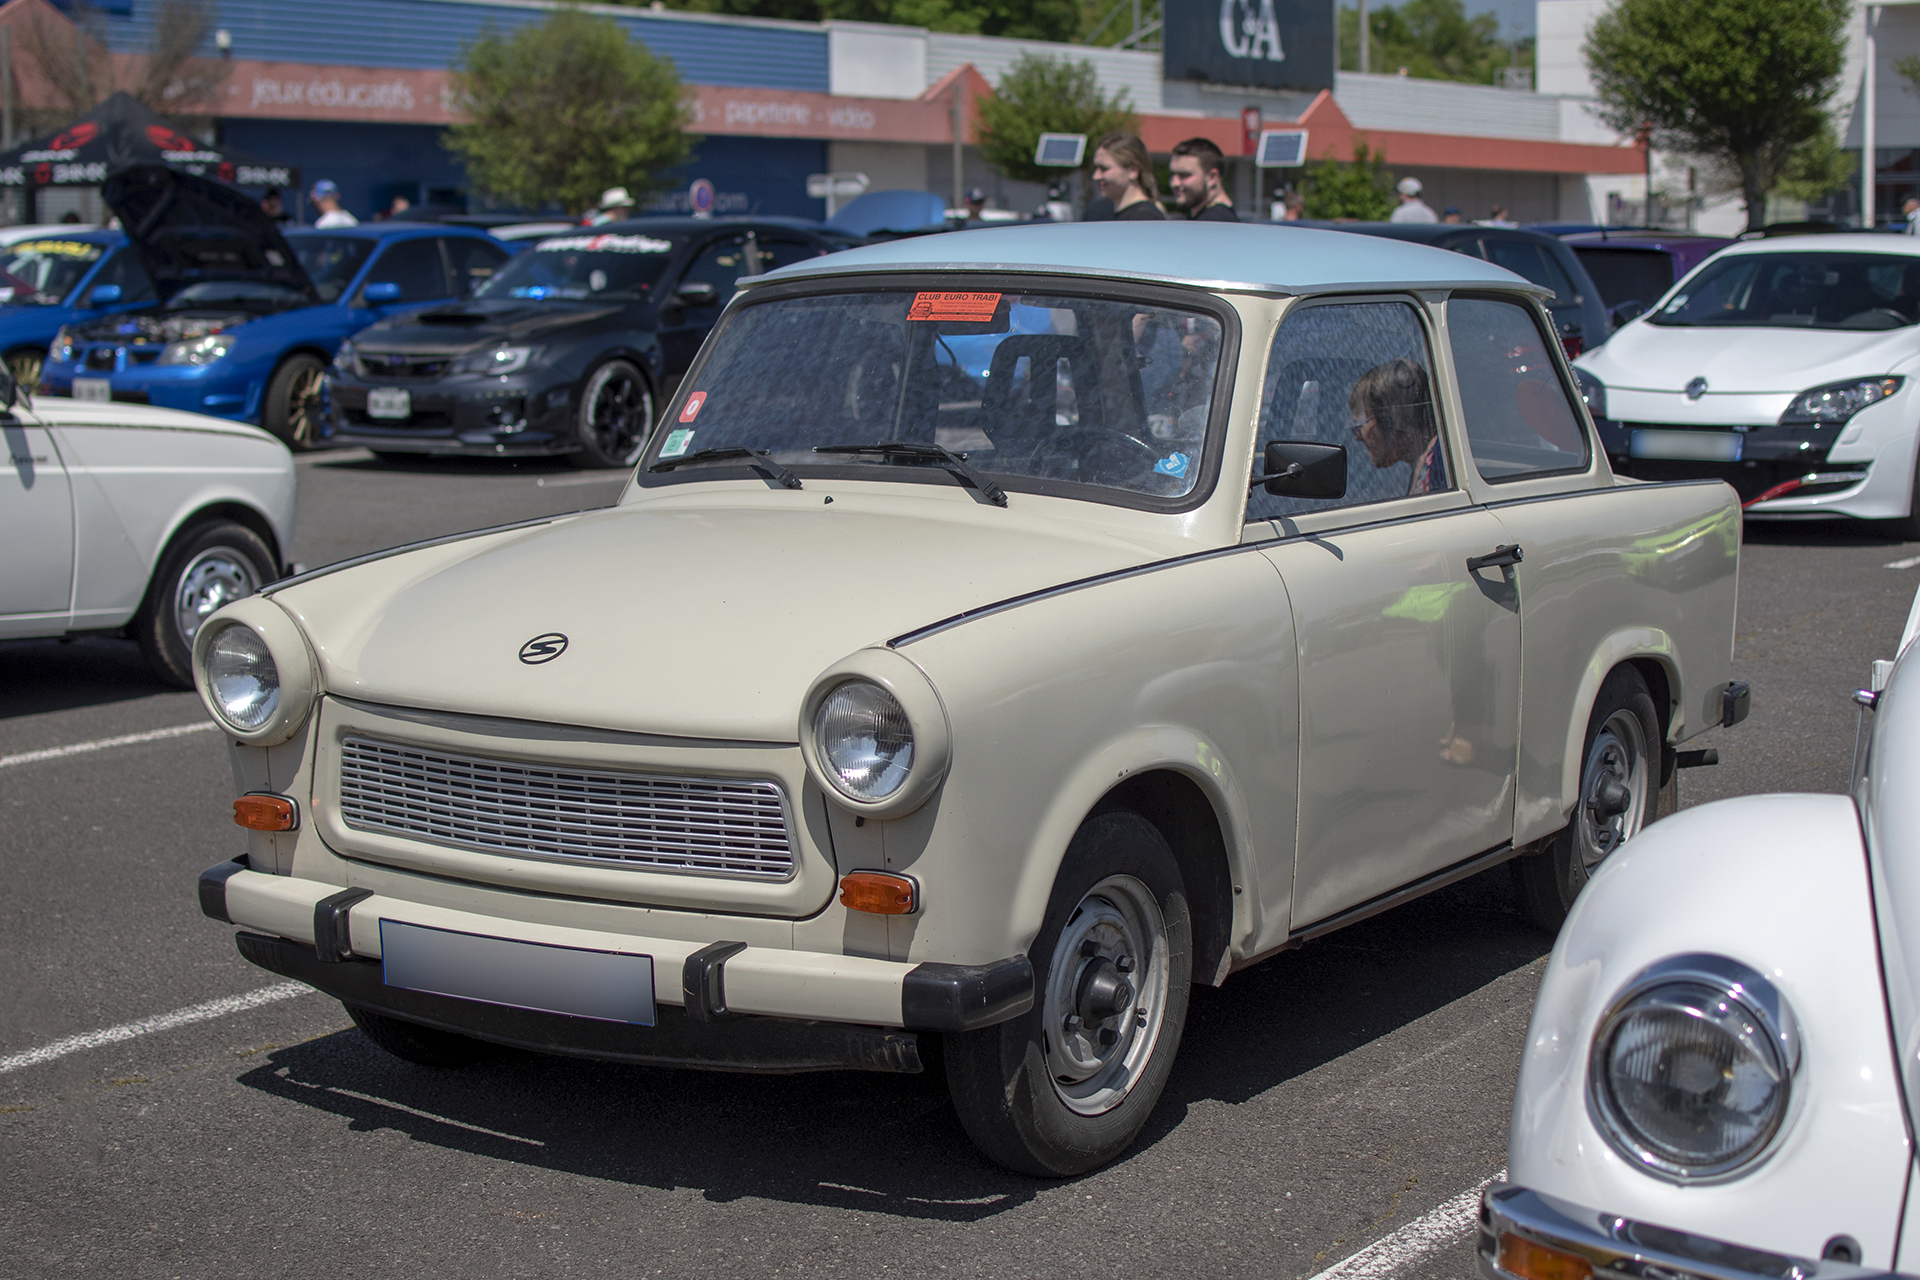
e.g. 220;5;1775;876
324;218;842;466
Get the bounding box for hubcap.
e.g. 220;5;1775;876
1576;708;1649;870
587;368;651;464
172;549;259;650
1041;874;1170;1117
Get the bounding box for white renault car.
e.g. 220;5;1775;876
1576;234;1920;537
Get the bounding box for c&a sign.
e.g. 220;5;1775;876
1163;0;1335;93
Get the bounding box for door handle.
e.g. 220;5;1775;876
1466;543;1524;572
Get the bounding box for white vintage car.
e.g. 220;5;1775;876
1483;588;1920;1279
190;223;1746;1175
2;374;294;685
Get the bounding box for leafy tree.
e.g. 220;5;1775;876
1585;0;1848;232
1771;120;1855;204
973;52;1136;185
445;7;695;217
1301;137;1396;221
1338;0;1529;84
645;0;1081;41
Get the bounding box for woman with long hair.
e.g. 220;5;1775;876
1090;133;1164;221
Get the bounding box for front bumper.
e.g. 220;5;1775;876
200;859;1035;1070
42;361;260;419
1479;1185;1908;1280
325;371;577;454
1596;418;1874;506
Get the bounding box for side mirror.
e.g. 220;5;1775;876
1257;440;1346;499
87;283;122;307
1609;299;1645;328
362;281;402;305
671;281;719;309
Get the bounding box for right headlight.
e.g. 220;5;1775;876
205;624;280;730
799;650;951;818
191;597;318;746
816;681;915;802
1570;365;1607;420
1587;954;1799;1184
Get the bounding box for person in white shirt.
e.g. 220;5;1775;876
310;180;357;228
1903;197;1920;235
1389;176;1438;224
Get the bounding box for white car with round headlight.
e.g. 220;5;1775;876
1482;585;1920;1280
190;222;1746;1176
1576;234;1920;535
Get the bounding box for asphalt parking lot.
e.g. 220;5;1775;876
4;450;1916;1280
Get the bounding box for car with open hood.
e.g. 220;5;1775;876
0;228;155;388
189;222;1746;1176
1483;584;1920;1280
36;164;510;448
322;217;840;466
1575;234;1920;534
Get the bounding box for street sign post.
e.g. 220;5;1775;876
805;172;869;219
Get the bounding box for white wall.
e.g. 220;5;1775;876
827;22;928;100
1535;0;1609;97
826;141;929;193
924;33;1164;111
1334;70;1561;139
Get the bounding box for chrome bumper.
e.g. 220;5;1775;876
1479;1185;1908;1280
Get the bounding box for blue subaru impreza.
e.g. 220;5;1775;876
0;229;155;389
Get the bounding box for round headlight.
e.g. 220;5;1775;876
204;623;281;731
815;680;915;802
1589;955;1798;1182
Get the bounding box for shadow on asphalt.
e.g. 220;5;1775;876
0;636;177;718
1741;517;1917;551
235;869;1548;1218
303;447;599;478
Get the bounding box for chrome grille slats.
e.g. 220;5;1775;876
337;737;795;879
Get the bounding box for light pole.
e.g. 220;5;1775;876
1866;3;1878;227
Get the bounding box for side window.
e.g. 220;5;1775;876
91;248;155;304
757;237;826;271
1248;300;1450;522
676;236;753;312
442;237;508;298
363;238;449;304
1484;237;1579;303
1447;296;1591;482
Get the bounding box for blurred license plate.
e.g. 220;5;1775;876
1630;428;1743;462
380;919;655;1025
367;387;411;419
72;378;110;402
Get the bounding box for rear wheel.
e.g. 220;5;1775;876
345;1004;497;1068
262;353;327;449
6;345;46;390
570;359;652;468
133;519;277;688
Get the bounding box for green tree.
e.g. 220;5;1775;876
1337;0;1530;84
1301;137;1396;220
1585;0;1848;232
642;0;1081;41
973;52;1136;185
445;7;695;216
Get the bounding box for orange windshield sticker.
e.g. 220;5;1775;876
909;291;1002;321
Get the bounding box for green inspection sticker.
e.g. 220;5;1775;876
661;428;694;457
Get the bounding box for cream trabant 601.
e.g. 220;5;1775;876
191;223;1745;1175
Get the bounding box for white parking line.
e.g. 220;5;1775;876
0;720;217;770
1308;1171;1504;1280
1887;555;1920;570
0;982;314;1074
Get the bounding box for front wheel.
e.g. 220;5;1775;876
943;810;1192;1176
262;353;327;449
570;359;653;468
1512;666;1667;931
6;345;46;390
133;519;278;688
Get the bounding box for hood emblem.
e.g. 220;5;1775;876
518;633;568;664
1685;376;1708;400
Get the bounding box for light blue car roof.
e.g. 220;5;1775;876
755;221;1543;297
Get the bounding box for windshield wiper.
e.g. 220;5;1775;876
812;441;1007;507
649;446;801;489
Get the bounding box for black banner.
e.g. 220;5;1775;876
1162;0;1336;93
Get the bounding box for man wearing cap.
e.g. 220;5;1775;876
1389;176;1437;224
310;180;357;228
1168;137;1239;222
591;187;636;225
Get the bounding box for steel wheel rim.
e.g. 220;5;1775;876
1577;708;1649;870
587;368;651;464
1041;873;1170;1117
172;548;259;650
287;364;324;446
9;350;42;388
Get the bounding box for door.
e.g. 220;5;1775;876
0;415;74;634
357;237;455;317
1245;299;1522;929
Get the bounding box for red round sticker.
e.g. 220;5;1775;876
679;391;706;423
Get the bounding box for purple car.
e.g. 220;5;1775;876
1560;230;1734;329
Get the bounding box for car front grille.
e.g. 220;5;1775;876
355;354;453;379
337;737;796;879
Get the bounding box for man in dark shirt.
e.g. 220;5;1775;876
1168;138;1239;222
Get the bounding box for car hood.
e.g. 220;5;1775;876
69;305;258;344
1579;320;1920;393
102;162;315;306
354;300;625;355
268;488;1181;741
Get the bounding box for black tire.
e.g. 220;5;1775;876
1512;666;1667;932
6;345;46;390
345;1004;497;1068
133;519;277;688
262;352;327;450
944;810;1192;1176
569;359;653;469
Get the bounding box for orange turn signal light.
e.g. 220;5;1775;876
1496;1234;1593;1280
233;793;297;832
839;871;918;915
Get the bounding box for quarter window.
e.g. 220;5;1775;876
1249;300;1450;522
364;238;448;304
1447;297;1590;482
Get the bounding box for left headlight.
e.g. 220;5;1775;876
799;650;951;818
1588;954;1799;1183
817;681;914;801
191;597;318;746
1571;366;1607;420
454;344;539;376
158;333;236;366
1780;376;1902;425
50;326;73;365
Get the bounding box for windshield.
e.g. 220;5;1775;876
477;232;677;302
291;235;374;304
0;238;104;305
645;288;1226;502
1650;251;1920;330
165;279;311;312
